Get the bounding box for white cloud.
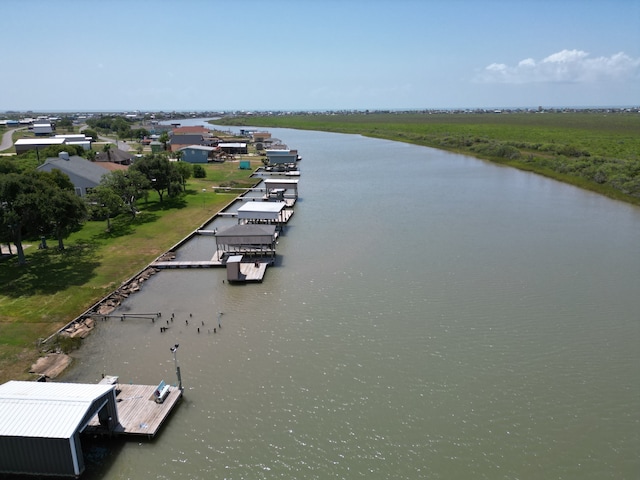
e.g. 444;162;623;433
477;49;640;84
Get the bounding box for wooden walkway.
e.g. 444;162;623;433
85;383;182;438
151;260;221;269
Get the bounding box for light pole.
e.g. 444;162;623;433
170;344;183;391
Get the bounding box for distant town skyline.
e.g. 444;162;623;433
1;0;638;112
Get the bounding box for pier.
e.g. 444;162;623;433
86;381;182;438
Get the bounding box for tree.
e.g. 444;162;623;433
193;164;206;178
83;128;99;142
158;132;170;151
36;168;75;192
131;154;181;203
0;158;20;174
174;161;193;192
100;170;150;217
103;143;112;162
44;187;87;249
86;185;122;231
0;173;50;264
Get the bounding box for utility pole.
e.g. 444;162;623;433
170;344;183;392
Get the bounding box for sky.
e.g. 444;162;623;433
1;0;639;112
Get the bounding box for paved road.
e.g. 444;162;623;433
98;135;131;152
0;127;25;152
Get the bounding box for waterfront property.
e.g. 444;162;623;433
214;224;278;262
265;148;299;166
180;145;217;163
217;142;248;155
0;381;119;477
0;378;182;477
263;178;299;201
237;200;292;228
37;151;126;196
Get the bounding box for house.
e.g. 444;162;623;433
94;147;134;165
37;152;116;196
251;131;272;143
218;142;248;155
171;126;211;135
180;145;216;163
0;380;119;477
169;134;218;152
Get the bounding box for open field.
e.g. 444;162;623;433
217;111;640;205
0;158;262;383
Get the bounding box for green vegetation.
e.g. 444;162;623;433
217;111;640;204
0;157;262;383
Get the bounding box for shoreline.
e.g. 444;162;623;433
34;189;247;380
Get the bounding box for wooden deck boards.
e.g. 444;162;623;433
86;383;182;438
151;260;221;268
237;261;268;282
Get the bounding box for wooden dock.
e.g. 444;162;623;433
151;260;221;269
235;260;268;282
85;383;182;438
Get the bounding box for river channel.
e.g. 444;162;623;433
62;120;640;479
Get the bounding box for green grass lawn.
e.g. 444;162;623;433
0;158;262;382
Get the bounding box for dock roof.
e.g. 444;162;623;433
0;381;116;439
237;201;286;220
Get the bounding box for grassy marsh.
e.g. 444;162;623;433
218;112;640;205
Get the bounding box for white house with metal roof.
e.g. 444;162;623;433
0;380;119;477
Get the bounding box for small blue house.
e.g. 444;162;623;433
180;145;216;163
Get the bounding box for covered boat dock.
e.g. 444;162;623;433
237;200;293;229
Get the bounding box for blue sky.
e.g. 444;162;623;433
2;0;639;111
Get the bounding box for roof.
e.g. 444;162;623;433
0;381;115;439
215;224;277;238
218;142;247;148
38;155;111;185
265;149;292;154
15;138;66;146
264;178;299;186
237;201;286;220
171;126;211;134
238;201;286;214
97;162;128;172
170;134;204;145
180;145;216;152
94;147;133;164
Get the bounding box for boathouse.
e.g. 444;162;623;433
218;142;248;155
265;149;298;165
215;224;278;261
0;380;119;478
264;178;299;200
237;201;291;228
